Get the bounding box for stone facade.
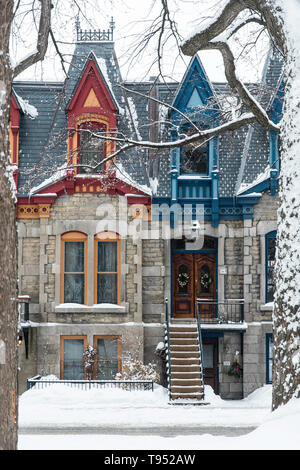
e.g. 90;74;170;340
15;35;281;401
18;191;278;398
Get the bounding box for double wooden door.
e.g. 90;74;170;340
172;252;216;318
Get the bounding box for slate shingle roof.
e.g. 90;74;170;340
13;39;283;199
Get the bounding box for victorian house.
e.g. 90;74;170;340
13;21;282;400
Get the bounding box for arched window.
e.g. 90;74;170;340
94;232;120;305
61;232;87;304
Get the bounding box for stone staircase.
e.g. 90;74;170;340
167;320;205;402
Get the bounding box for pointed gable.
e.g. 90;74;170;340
67;52;118;129
172;54;217;115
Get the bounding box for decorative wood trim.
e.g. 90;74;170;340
17;203;51;219
60;335;88;379
60;231;88;305
83;88;101;108
92;335;122;379
130;204;152;221
10;94;20;167
94;232;121;305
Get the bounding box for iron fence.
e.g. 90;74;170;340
27;375;154;391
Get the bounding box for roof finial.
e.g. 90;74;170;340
75;14;81;33
110;17;115;39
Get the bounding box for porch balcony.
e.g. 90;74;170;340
196;299;244;324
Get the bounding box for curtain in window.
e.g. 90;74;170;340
63;338;85;379
97;241;118;304
96;337;119;379
64;241;85;304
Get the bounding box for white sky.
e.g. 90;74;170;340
12;0;270;85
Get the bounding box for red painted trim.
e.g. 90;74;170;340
67;58;117;129
10;94;20;128
17;174;151;205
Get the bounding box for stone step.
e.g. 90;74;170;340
170;364;202;372
169;335;198;342
169;327;198;333
169;338;198;345
171;372;202;379
170;352;200;360
171;392;204;400
171;379;202;387
171;386;203;394
171;357;200;365
170;344;199;352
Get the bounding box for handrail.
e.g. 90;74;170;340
165;297;172;401
196;301;205;400
196;298;244;323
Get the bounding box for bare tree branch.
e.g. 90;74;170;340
13;0;52;77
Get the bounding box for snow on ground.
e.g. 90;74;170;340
17;381;300;450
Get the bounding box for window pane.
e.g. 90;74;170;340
63;361;85;380
63;339;85;380
97;273;117;304
267;236;276;302
96;338;119;379
64;273;84;304
202;344;214;369
65;241;84;273
80;125;105;174
267;335;273;383
64;339;84;360
98;241;117;272
181;146;208;174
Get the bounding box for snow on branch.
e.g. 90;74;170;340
179;0;279;130
13;0;52;78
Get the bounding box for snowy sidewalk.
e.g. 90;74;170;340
18;382;271;432
17;381;300;449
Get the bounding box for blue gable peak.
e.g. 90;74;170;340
172;54;217;113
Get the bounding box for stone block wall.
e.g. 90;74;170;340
142;239;165;323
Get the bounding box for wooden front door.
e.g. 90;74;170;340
195;253;216;319
172;253;216;318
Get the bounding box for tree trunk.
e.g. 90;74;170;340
0;0;18;450
272;7;300;410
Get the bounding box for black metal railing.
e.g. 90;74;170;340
165;298;171;401
196;299;244;323
196;303;205;400
27;375;153;391
76;18;115;42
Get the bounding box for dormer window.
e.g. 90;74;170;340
78;121;107;174
180;124;209;175
181;142;208;174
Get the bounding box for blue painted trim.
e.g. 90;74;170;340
266;333;273;384
202;332;223;338
171;55;219;118
269;78;284;125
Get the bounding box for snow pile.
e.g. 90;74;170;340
18;381;300;449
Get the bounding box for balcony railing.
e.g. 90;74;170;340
27;375;154;391
196;299;244;324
